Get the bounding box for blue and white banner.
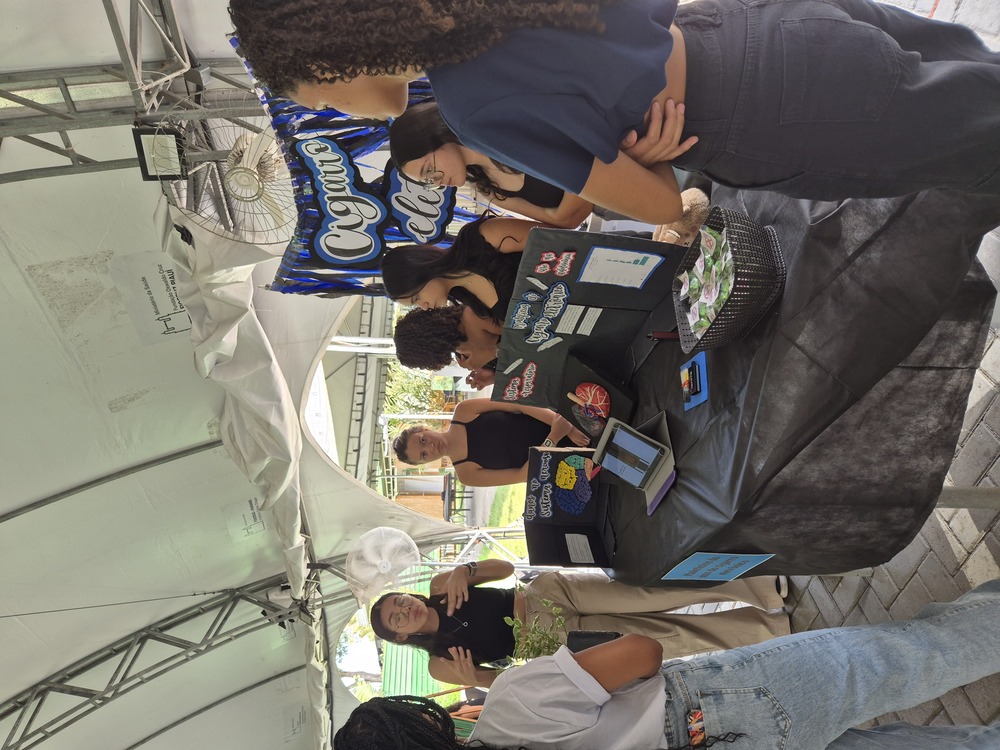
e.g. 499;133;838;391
229;36;475;296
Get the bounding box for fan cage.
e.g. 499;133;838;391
151;99;296;246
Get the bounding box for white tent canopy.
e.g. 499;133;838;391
0;174;464;749
2;4;475;747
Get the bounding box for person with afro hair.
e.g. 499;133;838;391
392;304;501;372
230;0;1000;227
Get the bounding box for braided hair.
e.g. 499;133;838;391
228;0;618;96
334;695;464;750
335;694;743;750
393;305;466;370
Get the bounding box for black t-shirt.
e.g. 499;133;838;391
430;586;517;665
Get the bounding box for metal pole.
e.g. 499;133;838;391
937;486;1000;509
381;413;454;421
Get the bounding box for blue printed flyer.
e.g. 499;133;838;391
661;552;775;582
681;351;709;411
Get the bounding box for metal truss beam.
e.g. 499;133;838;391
0;54;260;184
0;59;257;138
100;0;191;114
0;575;308;750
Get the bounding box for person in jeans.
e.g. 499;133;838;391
229;0;1000;225
336;579;1000;749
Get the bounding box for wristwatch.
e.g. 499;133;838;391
542;438;555;447
463;561;478;577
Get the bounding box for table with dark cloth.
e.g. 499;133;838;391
608;187;1000;586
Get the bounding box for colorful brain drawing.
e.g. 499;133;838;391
575;382;611;418
553;458;594;515
555;462;578;490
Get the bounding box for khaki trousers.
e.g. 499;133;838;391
524;571;789;658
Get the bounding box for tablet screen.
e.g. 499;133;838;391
600;424;665;488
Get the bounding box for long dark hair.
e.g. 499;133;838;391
382;215;515;323
370;592;475;660
393;305;466;370
389;102;521;200
381;242;473;303
228;0;615;96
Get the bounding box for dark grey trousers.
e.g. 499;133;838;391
674;0;1000;199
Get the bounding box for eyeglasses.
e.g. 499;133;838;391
419;152;444;190
389;594;415;630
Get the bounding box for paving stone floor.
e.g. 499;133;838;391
784;4;1000;729
755;0;1000;729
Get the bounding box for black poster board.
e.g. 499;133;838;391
523;447;615;567
492;229;686;418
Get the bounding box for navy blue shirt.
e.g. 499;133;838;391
428;0;678;194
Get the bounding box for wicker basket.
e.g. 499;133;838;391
672;206;785;354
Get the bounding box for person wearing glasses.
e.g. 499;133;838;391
230;0;1000;227
382;100;694;323
342;579;1000;749
390;101;620;229
370;559;790;689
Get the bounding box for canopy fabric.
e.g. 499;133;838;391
159;199;464;743
0;167;461;750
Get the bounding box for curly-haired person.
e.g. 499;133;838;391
392;304;500;372
227;0;616;111
230;0;1000;226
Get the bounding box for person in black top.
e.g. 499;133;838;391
371;575;517;688
382;100;691;322
371;558;793;689
393;395;589;487
381;212;532;324
389;101;594;228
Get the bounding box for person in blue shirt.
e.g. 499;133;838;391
390;101;596;229
229;0;1000;225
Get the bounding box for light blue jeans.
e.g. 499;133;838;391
660;579;1000;749
831;721;1000;748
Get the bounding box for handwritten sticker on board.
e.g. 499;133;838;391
502;361;539;400
578;246;663;288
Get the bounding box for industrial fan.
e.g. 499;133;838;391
344;527;422;601
148;99;296;246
